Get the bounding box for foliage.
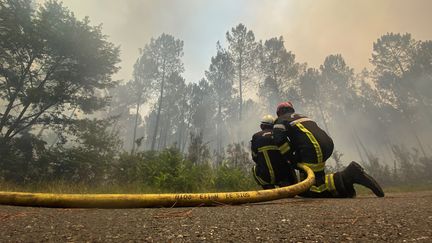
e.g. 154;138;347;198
371;33;417;78
187;131;211;166
0;118;120;184
110;147;253;193
225;142;254;173
141;33;185;150
1;1;432;193
226;23;259;120
0;132;46;183
0;0;120;142
214;164;256;191
205;42;235;154
259;36;301;112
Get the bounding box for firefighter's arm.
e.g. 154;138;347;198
273;122;291;158
250;137;258;163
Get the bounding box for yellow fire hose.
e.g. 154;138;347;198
0;164;314;208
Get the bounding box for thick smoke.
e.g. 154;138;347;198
48;0;432;83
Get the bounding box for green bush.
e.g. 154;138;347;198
1;131;258;193
214;165;257;192
86;146;257;193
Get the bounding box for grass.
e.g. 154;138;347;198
0;180;162;194
0;180;258;194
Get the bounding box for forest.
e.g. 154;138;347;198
0;0;431;193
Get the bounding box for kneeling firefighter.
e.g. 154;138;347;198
251;115;297;189
273;102;385;198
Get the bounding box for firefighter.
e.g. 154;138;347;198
251;115;297;189
273;102;384;198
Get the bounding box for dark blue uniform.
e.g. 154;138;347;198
273;113;346;197
271;109;384;198
251;129;297;189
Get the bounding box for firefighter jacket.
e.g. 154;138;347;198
251;129;293;186
273;112;334;172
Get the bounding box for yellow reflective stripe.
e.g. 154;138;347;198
279;142;290;154
263;151;275;184
309;174;335;194
326;173;338;196
253;166;269;185
299;162;325;172
325;174;329;190
310;184;327;193
258;145;279;152
295;123;323;163
255;145;279;185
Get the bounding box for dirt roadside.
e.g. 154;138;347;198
0;191;431;242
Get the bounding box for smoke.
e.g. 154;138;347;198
34;0;432;164
247;0;432;71
38;0;432;83
44;0;242;83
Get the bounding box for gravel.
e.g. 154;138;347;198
1;191;431;242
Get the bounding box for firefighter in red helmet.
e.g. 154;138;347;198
251;115;297;189
273;102;384;198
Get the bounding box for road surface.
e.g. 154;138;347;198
0;191;431;242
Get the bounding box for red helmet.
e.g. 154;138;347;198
276;102;294;116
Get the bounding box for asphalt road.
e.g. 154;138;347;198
1;191;431;242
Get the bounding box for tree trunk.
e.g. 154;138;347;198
217;102;222;155
177;117;184;150
181;120;191;153
239;61;243;121
151;69;166;151
161;97;175;149
162;119;169;148
131;95;141;154
177;97;188;151
157;124;164;150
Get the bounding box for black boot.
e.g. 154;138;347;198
341;161;385;197
333;172;356;198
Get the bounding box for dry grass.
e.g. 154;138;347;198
0;180;158;194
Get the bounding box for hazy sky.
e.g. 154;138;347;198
39;0;432;83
